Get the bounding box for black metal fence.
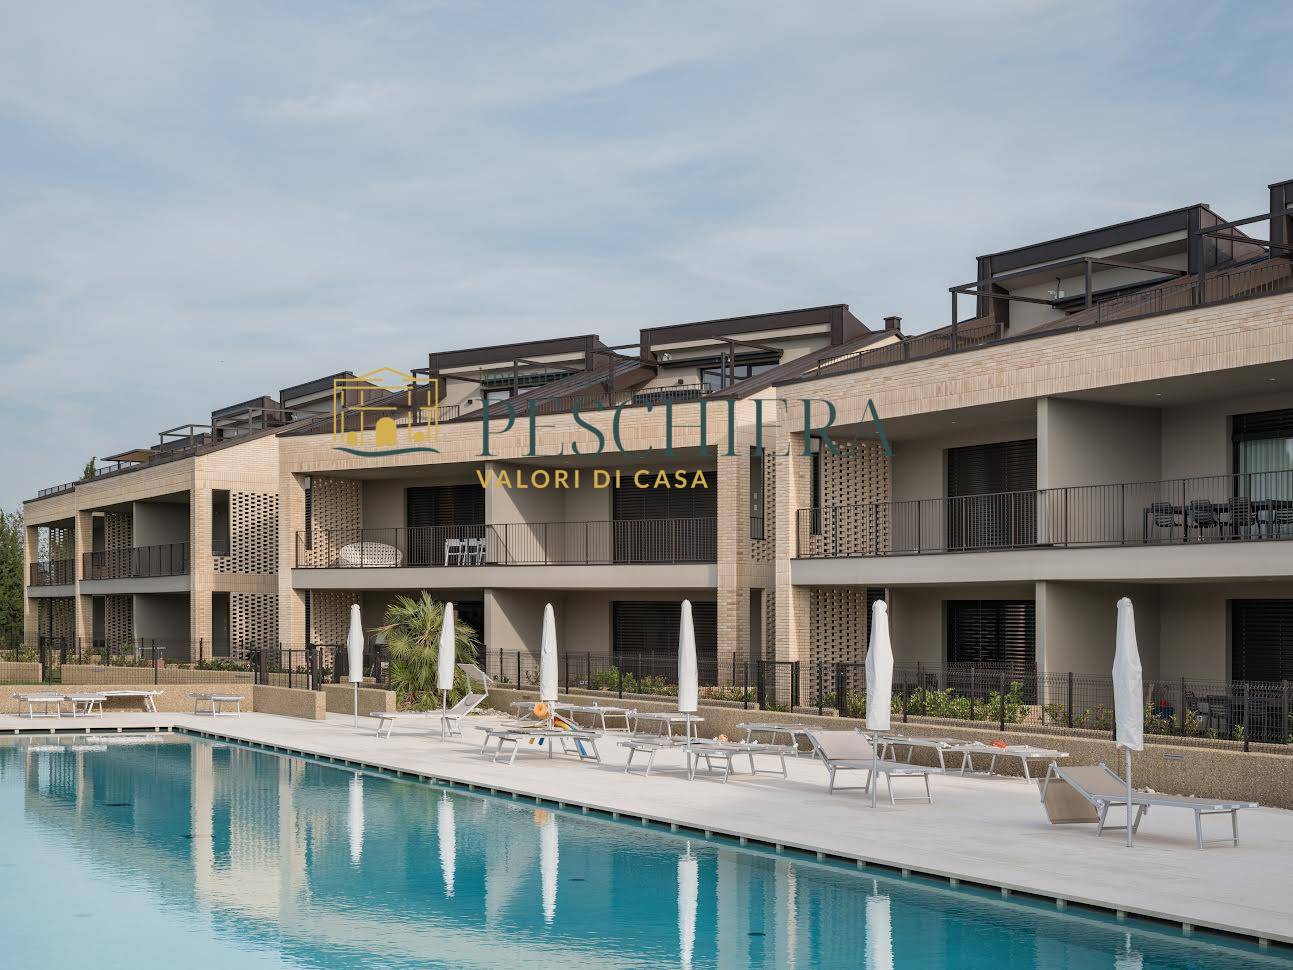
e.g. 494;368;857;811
28;559;74;586
798;469;1293;558
296;518;717;568
0;638;328;690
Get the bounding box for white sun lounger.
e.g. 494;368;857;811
554;702;637;732
190;692;242;716
374;662;493;739
12;692;66;718
683;740;795;783
805;729;939;804
1041;762;1258;849
62;693;106;717
955;743;1069;782
98;689;165;713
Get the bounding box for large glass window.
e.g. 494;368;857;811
699;361;776;392
1233;409;1293;538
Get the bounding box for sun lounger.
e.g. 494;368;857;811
12;692;66;718
683;740;795;783
190;692;243;716
877;734;979;770
1040;762;1258;849
954;743;1069;781
98;689;165;713
737;722;812;755
805;729;938;804
555;702;636;732
62;693;106;717
477;725;602;765
374;663;492;739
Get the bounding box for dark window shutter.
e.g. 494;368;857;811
1231;599;1293;681
612;601;718;675
947;439;1037;496
1233;408;1293;441
946;600;1036;678
612;472;716;520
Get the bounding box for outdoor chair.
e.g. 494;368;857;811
1145;501;1179;541
804;729;937;804
1039;762;1257;849
1185;500;1220;540
1223;496;1255;540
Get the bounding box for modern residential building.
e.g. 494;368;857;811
23;178;1293;706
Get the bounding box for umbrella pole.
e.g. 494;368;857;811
441;689;447;740
871;737;878;809
1125;748;1134;848
353;682;358;728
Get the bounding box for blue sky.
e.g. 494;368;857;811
1;0;1290;507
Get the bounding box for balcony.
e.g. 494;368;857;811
82;542;190;580
296;518;717;568
797;470;1293;557
29;559;74;587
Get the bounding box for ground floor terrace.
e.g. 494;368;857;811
2;709;1290;950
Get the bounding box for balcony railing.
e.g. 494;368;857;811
797;469;1293;557
29;559;75;586
296;518;718;568
82;542;190;580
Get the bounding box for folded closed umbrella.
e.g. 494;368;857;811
1113;597;1144;847
865;600;893;808
678;600;698;721
346;603;364;727
438;602;455;739
540;604;558;722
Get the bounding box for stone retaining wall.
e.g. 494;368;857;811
487;688;1293;809
0;662;41;683
252;685;325;720
323;683;395;717
1;682;252;714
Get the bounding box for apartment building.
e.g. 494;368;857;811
23;178;1293;705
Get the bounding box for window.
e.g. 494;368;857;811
302;478;313;551
612;601;718;678
1233;409;1293;538
405;485;486;567
699;360;777;393
212;490;230;556
945;600;1036;681
1231;599;1293;682
946;439;1037;549
809;435;823;535
750;447;765;540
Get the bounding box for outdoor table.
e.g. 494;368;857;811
955;744;1069;782
736;721;812;755
12;693;65;718
478;726;602;766
684;741;795;783
630;711;704;739
555;702;636;732
63;693;106;717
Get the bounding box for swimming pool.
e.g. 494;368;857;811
0;734;1285;969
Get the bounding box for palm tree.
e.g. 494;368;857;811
378;593;478;709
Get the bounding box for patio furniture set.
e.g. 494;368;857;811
10;690;243;718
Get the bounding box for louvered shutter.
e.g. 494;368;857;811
946;600;1036;679
1231;599;1293;682
612;601;718;678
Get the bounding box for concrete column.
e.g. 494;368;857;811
22;523;39;643
716;450;750;670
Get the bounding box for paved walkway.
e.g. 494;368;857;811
4;709;1292;945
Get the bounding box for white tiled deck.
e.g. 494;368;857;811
4;709;1292;946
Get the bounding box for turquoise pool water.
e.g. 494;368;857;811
0;735;1286;969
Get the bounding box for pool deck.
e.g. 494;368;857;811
5;709;1292;947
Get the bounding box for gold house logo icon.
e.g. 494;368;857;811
332;367;442;455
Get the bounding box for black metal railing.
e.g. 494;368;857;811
29;559;75;586
34;481;77;499
797;469;1293;557
473;649;1293;751
296;518;718;568
81;542;190;580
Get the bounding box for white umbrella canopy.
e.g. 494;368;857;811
1113;597;1144;846
677;600;698;715
346;604;365;683
865;600;894;808
865;600;893;732
539;603;558;704
437;601;456;739
346;603;364;727
438;793;456;897
678;843;698;970
540;811;559;924
437;602;456;692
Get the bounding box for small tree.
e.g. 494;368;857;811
81;457;97;481
378;592;478;709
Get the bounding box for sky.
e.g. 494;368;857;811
1;0;1291;508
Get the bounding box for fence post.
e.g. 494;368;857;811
834;663;845;717
791;661;800;710
258;646;268;685
1066;672;1073;729
742;660;749;710
756;661;765;710
998;671;1006;732
563;653;569;694
1243;682;1251;753
817;660;824;716
1178;676;1186;735
586;653;591;691
617;662;623;701
515;651;521;691
153;639;160;685
901;673;908;723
